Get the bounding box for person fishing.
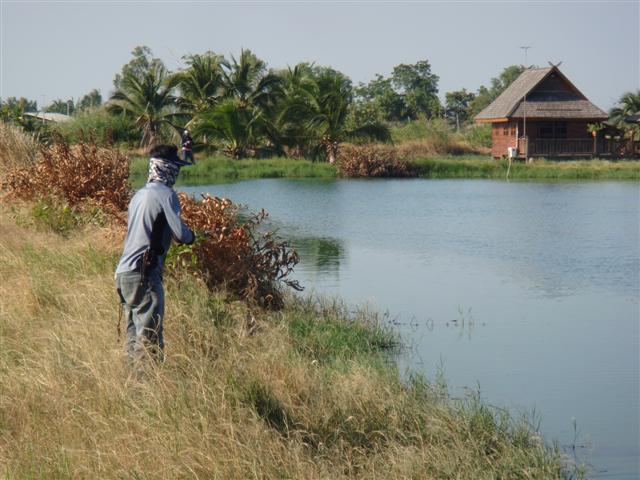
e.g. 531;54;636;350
115;144;195;368
181;129;195;164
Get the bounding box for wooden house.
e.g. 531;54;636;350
475;65;609;159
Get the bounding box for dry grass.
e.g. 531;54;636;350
0;122;39;176
0;209;570;479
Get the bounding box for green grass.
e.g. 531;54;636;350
411;156;640;180
129;155;337;186
130;153;640;185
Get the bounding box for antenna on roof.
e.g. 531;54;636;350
519;46;532;67
548;61;563;68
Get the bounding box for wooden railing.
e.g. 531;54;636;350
528;138;593;156
515;138;639;158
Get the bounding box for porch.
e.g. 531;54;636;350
516;137;640;158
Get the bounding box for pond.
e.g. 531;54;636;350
181;178;639;479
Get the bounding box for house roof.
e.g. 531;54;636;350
23;112;72;123
475;66;608;122
626;111;640;123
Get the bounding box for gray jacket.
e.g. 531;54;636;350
116;182;194;275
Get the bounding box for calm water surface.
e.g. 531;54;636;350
182;179;640;479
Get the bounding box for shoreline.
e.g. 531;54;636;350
129;155;640;185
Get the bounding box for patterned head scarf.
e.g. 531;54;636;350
148;157;180;187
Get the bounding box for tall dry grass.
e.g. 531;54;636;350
0;211;571;479
0;122;39;175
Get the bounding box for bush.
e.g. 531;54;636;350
49;107;139;146
337;144;416;177
168;193;301;309
2;142;132;219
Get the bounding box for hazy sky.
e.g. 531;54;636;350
1;1;638;111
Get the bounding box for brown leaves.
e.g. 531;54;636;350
336;145;417;178
174;193;301;309
2;142;132;220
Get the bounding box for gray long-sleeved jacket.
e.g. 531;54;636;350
115;182;194;275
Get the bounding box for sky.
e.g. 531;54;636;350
0;0;638;111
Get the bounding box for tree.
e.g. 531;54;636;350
444;89;476;128
391;60;441;119
609;90;640;140
468;65;526;117
113;45;165;91
173;52;225;116
76;89;102;111
354;74;408;123
220;49;282;110
45;99;74;115
107;64;180;147
299;70;390;163
192;98;262;159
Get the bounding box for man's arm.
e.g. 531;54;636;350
164;191;195;245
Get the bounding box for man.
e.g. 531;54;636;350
115;144;195;365
181;129;195;164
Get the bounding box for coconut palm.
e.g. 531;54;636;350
173;52;225;116
609;91;640;126
107;64;180;147
289;70;390;163
192;99;262;159
220;49;282;110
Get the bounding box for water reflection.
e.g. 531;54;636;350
291;235;345;275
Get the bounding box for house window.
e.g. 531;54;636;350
539;122;567;139
503;126;510;136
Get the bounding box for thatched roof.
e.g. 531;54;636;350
626;111;640;123
475;66;608;122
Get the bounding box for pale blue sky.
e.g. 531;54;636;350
1;1;638;111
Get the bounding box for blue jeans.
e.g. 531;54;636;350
116;269;165;362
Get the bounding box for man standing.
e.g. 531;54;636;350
115;144;195;365
181;129;195;164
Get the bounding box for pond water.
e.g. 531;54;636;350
181;179;640;479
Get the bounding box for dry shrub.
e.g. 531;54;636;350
2;142;131;219
171;193;301;308
396;138;483;158
0;122;39;173
337;144;417;178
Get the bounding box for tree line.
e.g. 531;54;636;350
2;46;638;160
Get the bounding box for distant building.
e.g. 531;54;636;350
23;112;72;123
475;65;609;159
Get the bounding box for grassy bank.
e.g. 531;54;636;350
412;156;640;180
130;154;640;185
129;155;337;186
0;208;571;479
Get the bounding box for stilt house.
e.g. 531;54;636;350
475;65;609;159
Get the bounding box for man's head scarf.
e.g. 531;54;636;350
148;157;180;187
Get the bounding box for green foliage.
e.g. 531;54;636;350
445;88;476;126
45;99;74;115
172;52;225;116
391;60;441;119
107;63;181;147
112;45;165;90
76;89;102;111
22;198;107;236
609;90;640;138
193;98;262;159
50;107;138;145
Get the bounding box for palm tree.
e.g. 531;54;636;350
220;49;282;110
610;91;640;145
289;70;390;163
173;52;225;116
192;99;262;159
107;64;180;147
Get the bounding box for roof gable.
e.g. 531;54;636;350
475;66;607;121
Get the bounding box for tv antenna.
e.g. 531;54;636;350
519;46;532;68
